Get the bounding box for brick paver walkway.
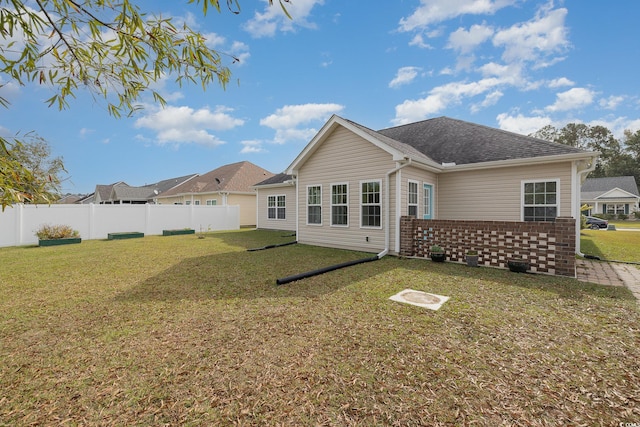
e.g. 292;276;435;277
576;259;640;302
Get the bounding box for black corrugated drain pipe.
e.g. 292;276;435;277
247;241;297;252
276;254;380;285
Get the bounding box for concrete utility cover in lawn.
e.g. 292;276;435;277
389;289;449;311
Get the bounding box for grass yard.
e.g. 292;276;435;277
1;230;639;426
581;228;640;262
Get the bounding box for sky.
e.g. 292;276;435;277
2;0;640;195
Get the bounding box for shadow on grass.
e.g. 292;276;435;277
114;244;392;302
115;242;635;304
580;232;607;260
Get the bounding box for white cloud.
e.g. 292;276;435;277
545;87;595;112
240;140;267;154
135;105;244;147
493;7;569;65
244;0;324;38
260;103;344;144
393;78;501;124
79;128;94;138
599;95;625;110
471;90;503;113
398;0;516;32
408;34;433;49
548;77;574;88
447;24;494;54
496;113;553;136
389;66;422;88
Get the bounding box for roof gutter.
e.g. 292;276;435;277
379;158;412;259
437;152;597;172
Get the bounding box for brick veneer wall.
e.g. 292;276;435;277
399;216;576;277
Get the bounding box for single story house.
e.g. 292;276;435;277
255;115;598;260
89;174;198;205
581;176;640;216
155;161;274;227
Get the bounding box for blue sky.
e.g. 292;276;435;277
2;0;640;194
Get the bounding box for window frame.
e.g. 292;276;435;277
206;199;217;206
330;182;349;227
267;194;286;220
360;179;382;229
408;179;419;217
306;185;322;226
521;179;560;222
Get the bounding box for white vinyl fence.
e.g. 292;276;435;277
0;204;240;248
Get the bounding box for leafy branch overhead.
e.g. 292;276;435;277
1;0;282;117
0;0;288;209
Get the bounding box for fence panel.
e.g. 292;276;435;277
0;204;240;247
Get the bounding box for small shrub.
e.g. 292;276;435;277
618;213;628;220
35;224;80;240
430;244;443;253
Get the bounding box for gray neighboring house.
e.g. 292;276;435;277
581;176;640;216
91;174;198;204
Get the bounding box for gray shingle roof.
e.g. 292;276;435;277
375;116;589;165
255;173;293;186
581;176;640;198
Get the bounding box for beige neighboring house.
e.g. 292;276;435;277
155;161;274;227
255;115;598;255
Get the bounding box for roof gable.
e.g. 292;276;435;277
581;176;640;197
287;115;595;174
159;161;274;197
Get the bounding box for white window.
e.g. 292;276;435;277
361;180;381;228
423;184;433;219
605;203;628;215
331;183;348;226
206;199;217;206
268;195;286;220
408;180;419;217
194;200;200;205
185;200;191;205
523;180;558;221
307;185;322;225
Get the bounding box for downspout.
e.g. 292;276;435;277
575;157;597;256
379;158;412;259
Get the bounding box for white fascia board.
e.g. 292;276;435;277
437;152;598;173
596;187;640;199
286;115;417;174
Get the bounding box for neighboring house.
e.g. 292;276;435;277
91;174;198;205
255;115;597;256
155;161;274;227
56;194;87;204
581;176;640;216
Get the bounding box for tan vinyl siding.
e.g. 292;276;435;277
296;127;395;253
256;185;297;231
156;192;257;226
437;162;574;220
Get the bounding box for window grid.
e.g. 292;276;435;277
523;180;558;221
408;180;418;217
331;183;348;226
361;180;381;228
268;195;286;220
307;185;322;225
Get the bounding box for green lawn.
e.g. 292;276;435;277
1;230;639;425
581;228;640;262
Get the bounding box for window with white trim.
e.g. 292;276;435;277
408;180;418;217
523;180;558;221
206;199;217;206
268;195;286;220
361;180;381;228
307;185;322;225
331;183;348;226
605;203;628;215
194;200;200;205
